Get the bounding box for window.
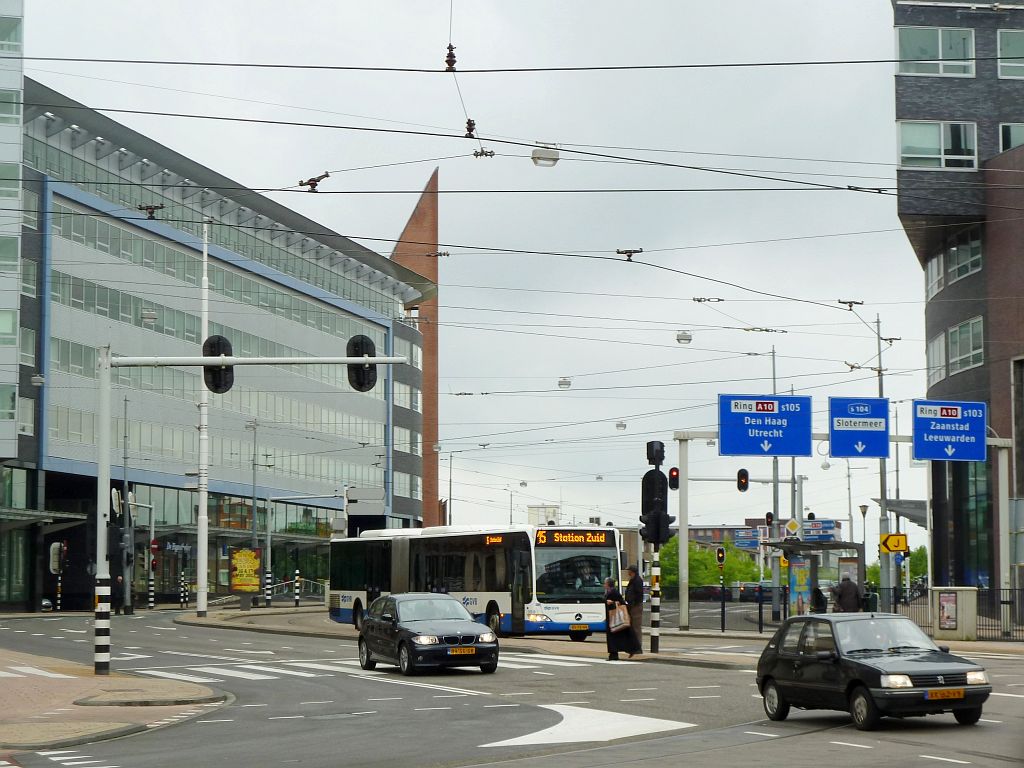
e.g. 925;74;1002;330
946;227;982;283
927;333;946;386
0;236;16;272
22;189;38;230
19;327;34;367
1001;123;1024;153
0;17;21;52
898;27;974;76
0;310;15;346
0;90;19;124
899;121;976;168
17;397;33;436
0;385;14;420
948;317;984;374
780;621;805;654
999;30;1024;78
0;162;19;197
925;253;944;299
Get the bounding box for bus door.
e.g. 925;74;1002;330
510;550;530;634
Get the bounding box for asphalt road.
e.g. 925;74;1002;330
2;612;1022;767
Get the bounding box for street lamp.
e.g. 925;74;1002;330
557;377;571;390
860;504;869;548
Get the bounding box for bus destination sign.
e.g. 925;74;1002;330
536;529;610;546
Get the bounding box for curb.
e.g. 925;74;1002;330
74;692;228;707
0;723;147;751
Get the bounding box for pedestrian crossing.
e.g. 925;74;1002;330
0;665;75;679
127;652;616;683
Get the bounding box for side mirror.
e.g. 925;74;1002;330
382;612;395;623
938;645;950;654
816;650;837;662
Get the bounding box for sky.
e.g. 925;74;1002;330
27;1;934;554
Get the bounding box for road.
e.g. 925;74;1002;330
1;612;1022;767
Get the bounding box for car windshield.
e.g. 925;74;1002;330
399;598;473;622
835;617;939;654
534;547;618;604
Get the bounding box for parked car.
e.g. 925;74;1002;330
737;582;760;602
688;585;733;602
358;593;499;675
756;613;990;730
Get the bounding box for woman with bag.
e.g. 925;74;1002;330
604;577;640;660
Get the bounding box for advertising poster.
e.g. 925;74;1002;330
939;591;958;630
838;557;859;583
788;557;810;615
230;547;262;593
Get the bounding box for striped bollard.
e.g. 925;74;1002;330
57;573;62;612
95;576;111;675
294;569;300;608
148;571;155;610
650;545;660;654
265;567;272;608
179;571;186;609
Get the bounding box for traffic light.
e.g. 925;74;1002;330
806;512;816;521
716;546;726;566
107;525;124;563
668;466;680;490
765;512;774;526
661;510;676;545
346;334;378;393
202;334;235;394
640;468;668;543
737;468;749;492
646;440;665;467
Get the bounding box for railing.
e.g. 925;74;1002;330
270;578;326;601
977;588;1024;641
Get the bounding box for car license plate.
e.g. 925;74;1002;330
925;688;964;700
569;624;589;631
448;647;476;656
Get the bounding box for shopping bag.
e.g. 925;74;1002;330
608;603;630;633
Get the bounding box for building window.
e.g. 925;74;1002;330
946;227;982;283
17;397;33;436
19;327;34;367
998;30;1024;78
899;121;976;169
898;27;974;76
0;310;16;346
925;253;944;299
948;317;984;375
927;332;946;386
20;259;36;297
0;89;19;124
0;236;16;272
1000;123;1024;153
0;162;19;197
0;385;15;420
0;17;21;52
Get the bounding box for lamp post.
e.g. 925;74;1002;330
860;504;869;548
434;443;454;525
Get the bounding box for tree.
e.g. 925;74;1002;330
909;545;928;579
658;536;758;587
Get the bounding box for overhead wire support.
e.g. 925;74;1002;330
298;171;330;192
616;248;643;262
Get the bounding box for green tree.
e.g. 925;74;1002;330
866;561;880;587
909;545;928;579
655;536;758;587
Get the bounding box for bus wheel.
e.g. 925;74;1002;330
568;631;588;642
353;603;364;631
486;605;502;637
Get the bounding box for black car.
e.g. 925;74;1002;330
357;593;499;676
756;613;991;730
689;585;733;602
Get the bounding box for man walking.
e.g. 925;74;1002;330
624;565;644;655
834;574;862;612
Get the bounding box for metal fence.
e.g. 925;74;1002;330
977;588;1024;641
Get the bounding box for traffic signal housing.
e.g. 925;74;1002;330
346;334;378;393
640;468;668;543
668;466;680;490
716;546;726;566
737;468;749;492
202;335;235;394
646;440;665;467
765;512;774;526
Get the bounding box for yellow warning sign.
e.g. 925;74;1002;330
880;533;909;554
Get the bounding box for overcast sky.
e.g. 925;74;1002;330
29;2;933;553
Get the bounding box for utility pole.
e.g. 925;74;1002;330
121;396;133;615
876;315;895;611
248;419;259;549
196;218;211;617
770;346;781;621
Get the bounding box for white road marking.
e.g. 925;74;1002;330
300;701;334;705
357;676;488;696
236;665;320;678
224;649;275;655
497;654;587;667
482;704;696;747
433;694;469;698
351;711;377;715
10;666;74;679
555;701;590;705
499;692;534;696
190;666;276;680
367;698;402;701
239;704;267;708
687;685;721;689
59;629;86;634
0;671;23;678
197;719;234;724
135;670;221;683
744;731;780;737
532;671;555;676
990;692;1024;698
484;704;520;708
627;687;657;691
146;626;174;630
562;690;596;694
620;698;656;702
978;718;1002;723
414;707;451;711
689;695;721;699
920;756;970;764
268;716;304;720
486;660;538;670
830;741;872;749
160;651;248;662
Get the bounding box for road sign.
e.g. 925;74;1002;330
880;533;909;553
895;553;905;567
718;395;813;457
802;519;837;531
828;397;889;459
801;532;836;542
911;400;987;462
784;518;801;536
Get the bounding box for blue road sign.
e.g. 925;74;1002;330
912;400;987;462
734;539;760;549
802;519;837;531
718;394;813;457
895;553;905;567
800;532;836;542
828;397;889;459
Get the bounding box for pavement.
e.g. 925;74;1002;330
1;604;1021;756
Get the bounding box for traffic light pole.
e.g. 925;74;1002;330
93;346;406;675
651;542;660;654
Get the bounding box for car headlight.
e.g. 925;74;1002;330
967;670;989;685
880;674;913;688
411;634;439;645
478;631;496;643
527;613;552;622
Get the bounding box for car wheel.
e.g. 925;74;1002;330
353;604;364;632
486;607;502;637
568;630;587;642
480;661;497;674
954;706;982;726
398;642;416;676
849;686;881;731
762;679;790;721
358;638;376;670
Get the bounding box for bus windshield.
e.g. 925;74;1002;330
534;547;618;604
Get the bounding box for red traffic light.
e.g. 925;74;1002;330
668;467;680;490
150;539;159;554
766;512;774;526
151;558;157;571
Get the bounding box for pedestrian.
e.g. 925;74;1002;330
833;574;862;612
111;575;125;615
604;577;640;660
624;564;644;654
811;586;828;614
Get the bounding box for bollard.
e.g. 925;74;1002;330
265;567;272;608
294;569;300;608
148;571;155;610
94;575;110;675
179;571;186;609
57;573;62;612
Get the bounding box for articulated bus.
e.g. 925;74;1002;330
328;525;624;641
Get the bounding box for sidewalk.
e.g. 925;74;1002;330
0;646;226;754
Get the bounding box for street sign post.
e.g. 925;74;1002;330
828;397;889;458
880;533;909;553
911;400;987;462
734;529;759;550
718;395;813;457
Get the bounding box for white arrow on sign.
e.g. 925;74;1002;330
760;440;772;452
854;441;866;453
945;445;956;457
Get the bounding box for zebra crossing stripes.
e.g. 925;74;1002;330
236;664;320;678
189;666;278;680
135;669;223;683
0;665;76;679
